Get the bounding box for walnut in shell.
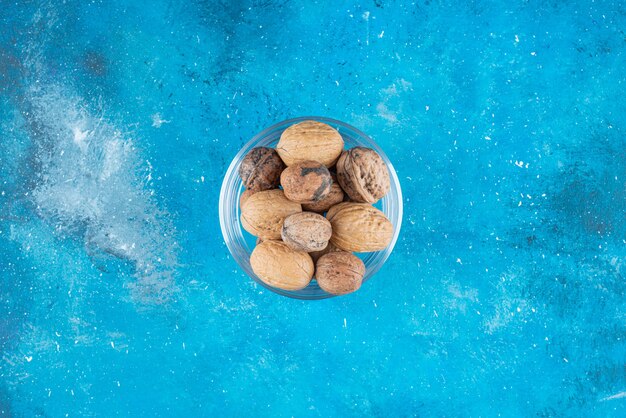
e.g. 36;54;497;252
302;174;344;213
325;202;354;222
277;121;344;167
280;160;332;204
336;147;390;203
241;189;302;240
281;212;332;252
239;189;256;208
239;147;285;192
250;240;313;290
329;203;393;252
315;251;365;295
309;240;341;263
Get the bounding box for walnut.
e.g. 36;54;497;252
325;202;354;222
328;203;393;252
315;251;365;295
281;212;332;252
336;147;390;203
240;190;302;240
250;240;313;290
309;240;341;263
302;174;344;213
239;189;256;207
277;121;344;167
239;147;285;192
280;160;332;204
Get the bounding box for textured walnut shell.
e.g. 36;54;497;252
329;203;393;252
316;251;365;295
239;189;256;208
281;212;332;252
336;147;390;203
250;240;313;290
280;160;332;204
239;147;285;192
302;174;344;213
277;121;344;167
309;240;341;263
325;202;354;222
241;190;302;240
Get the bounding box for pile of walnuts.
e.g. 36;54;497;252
239;120;393;296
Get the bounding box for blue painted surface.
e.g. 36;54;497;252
1;1;625;416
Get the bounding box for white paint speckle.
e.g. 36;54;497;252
151;113;170;128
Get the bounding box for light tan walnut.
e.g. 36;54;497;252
325;202;355;222
276;121;344;167
315;251;365;295
329;203;393;252
239;189;256;208
281;212;332;252
250;240;314;290
240;190;302;240
336;147;390;203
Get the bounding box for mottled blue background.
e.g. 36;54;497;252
1;0;625;416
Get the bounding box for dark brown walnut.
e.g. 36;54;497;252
315;251;365;295
281;212;332;252
238;147;285;192
302;174;344;213
309;240;341;263
336;147;390;203
280;160;332;204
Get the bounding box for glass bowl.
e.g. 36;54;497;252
219;117;403;299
